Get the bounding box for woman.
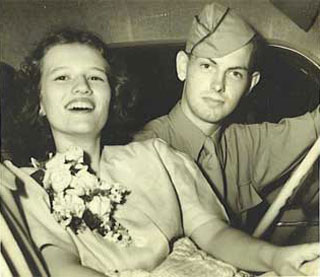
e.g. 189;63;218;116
4;29;319;276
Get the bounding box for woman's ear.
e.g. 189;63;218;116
247;71;261;95
39;104;46;117
176;51;189;81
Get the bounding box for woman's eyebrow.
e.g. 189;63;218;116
90;67;106;73
48;66;106;74
48;66;68;74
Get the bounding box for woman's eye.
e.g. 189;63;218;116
54;75;69;81
89;76;105;81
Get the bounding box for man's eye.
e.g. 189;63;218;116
200;63;212;70
229;71;244;80
54;75;69;81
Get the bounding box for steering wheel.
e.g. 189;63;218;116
253;137;320;238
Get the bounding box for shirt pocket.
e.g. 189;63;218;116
237;182;263;213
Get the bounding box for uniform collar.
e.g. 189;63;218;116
1;163;17;191
168;102;222;160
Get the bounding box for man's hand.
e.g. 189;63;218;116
271;243;319;276
191;219;320;276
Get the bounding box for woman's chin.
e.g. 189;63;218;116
53;126;103;140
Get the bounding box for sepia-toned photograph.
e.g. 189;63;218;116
1;0;319;276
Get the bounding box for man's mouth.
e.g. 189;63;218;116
65;98;95;112
203;96;225;105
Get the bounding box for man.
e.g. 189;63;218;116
134;2;319;231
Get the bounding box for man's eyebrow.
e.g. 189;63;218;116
207;58;217;65
205;58;249;71
206;58;249;71
228;66;249;72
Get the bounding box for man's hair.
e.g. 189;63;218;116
14;28;138;164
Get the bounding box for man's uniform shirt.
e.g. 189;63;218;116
134;102;320;227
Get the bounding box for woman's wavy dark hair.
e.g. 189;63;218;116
15;28;138;164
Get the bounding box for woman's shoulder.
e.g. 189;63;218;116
2;162;47;202
3;162;39;182
102;138;171;158
101;138;194;169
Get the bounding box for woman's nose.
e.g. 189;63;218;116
210;72;225;93
72;76;92;95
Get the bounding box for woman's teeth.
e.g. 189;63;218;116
66;100;94;111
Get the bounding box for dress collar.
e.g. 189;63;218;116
1;162;17;191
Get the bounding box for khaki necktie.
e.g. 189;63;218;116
199;137;226;201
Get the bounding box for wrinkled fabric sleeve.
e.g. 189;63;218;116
239;106;319;189
133;128;158;141
153;140;229;237
12;167;78;256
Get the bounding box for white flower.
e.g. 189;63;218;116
47;165;73;192
53;211;72;227
65;146;84;163
35;146;131;245
101;213;111;225
74;163;88;171
87;195;112;216
100;180;112;190
70;169;99;194
52;193;72;222
109;193;123;203
66;186;86;197
111;183;127;194
45;153;67;170
102;223;131;246
109;183;127;203
53;193;85;219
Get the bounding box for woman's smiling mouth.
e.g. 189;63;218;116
65;98;95;112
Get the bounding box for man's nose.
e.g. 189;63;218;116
72;76;92;95
210;71;225;93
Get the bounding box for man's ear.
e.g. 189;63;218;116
176;51;189;81
247;71;261;95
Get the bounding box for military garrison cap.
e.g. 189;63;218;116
186;2;255;58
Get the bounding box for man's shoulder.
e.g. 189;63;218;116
147;114;171;126
134;114;174;141
223;122;262;137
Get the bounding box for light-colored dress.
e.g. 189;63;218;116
19;139;229;275
0;164;49;277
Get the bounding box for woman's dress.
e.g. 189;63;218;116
19;139;229;274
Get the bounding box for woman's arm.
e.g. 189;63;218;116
191;220;319;276
42;246;107;277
